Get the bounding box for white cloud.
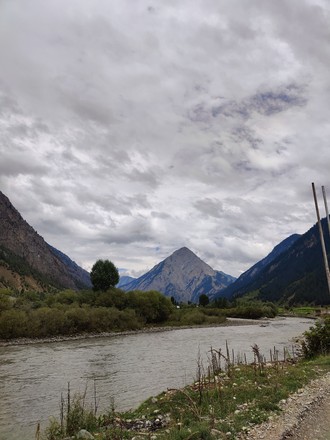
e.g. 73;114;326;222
0;0;329;278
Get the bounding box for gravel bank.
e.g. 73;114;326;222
238;371;330;440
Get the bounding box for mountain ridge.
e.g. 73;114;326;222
218;234;301;299
218;221;330;305
0;191;91;291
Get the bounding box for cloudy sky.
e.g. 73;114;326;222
1;0;329;278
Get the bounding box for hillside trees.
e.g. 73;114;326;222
90;259;119;291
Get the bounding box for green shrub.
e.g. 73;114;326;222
117;308;143;330
181;309;206;325
45;290;80;306
302;317;330;358
94;288;127;309
65;307;91;333
0;293;13;312
225;302;278;319
27;307;69;337
89;307;121;332
126;290;173;324
0;309;28;338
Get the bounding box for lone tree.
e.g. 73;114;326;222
90;259;120;291
199;293;209;307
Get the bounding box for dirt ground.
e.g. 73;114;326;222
239;371;330;440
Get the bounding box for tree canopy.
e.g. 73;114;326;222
90;259;119;291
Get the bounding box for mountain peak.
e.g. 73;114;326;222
174;246;192;254
122;247;235;303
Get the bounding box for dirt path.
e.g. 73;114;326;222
239;371;330;440
288;391;330;440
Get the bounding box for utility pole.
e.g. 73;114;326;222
312;182;330;296
322;185;330;239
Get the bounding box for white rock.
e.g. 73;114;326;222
77;429;94;440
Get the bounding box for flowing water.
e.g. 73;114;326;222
0;317;313;439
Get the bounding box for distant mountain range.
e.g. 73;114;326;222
2;190;330;305
120;247;236;303
216;221;330;305
0;191;91;291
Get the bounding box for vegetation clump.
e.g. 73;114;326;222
0;287;176;339
0;283;282;340
302;316;330;358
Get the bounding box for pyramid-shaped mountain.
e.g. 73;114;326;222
121;247;236;303
0;191;91;291
216;220;330;305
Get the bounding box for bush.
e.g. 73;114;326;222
0;309;28;338
117;308;143;331
0;293;13;312
65;307;91;333
46;290;79;306
225;302;278;319
89;307;121;332
181;309;206;325
302;317;330;358
94;288;127;309
29;307;69;337
126;290;173;324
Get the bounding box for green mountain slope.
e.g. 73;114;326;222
223;220;330;305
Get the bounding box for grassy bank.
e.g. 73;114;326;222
42;347;330;439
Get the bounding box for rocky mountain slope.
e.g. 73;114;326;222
217;220;330;305
117;275;136;288
121;247;236;303
217;234;301;299
0;191;91;291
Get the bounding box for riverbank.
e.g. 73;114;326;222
0;316;271;347
42;353;330;440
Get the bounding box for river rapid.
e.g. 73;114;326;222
0;317;314;440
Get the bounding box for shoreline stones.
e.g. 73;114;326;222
112;413;171;433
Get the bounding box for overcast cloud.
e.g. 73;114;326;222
1;0;329;278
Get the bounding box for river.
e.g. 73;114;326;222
0;317;313;439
